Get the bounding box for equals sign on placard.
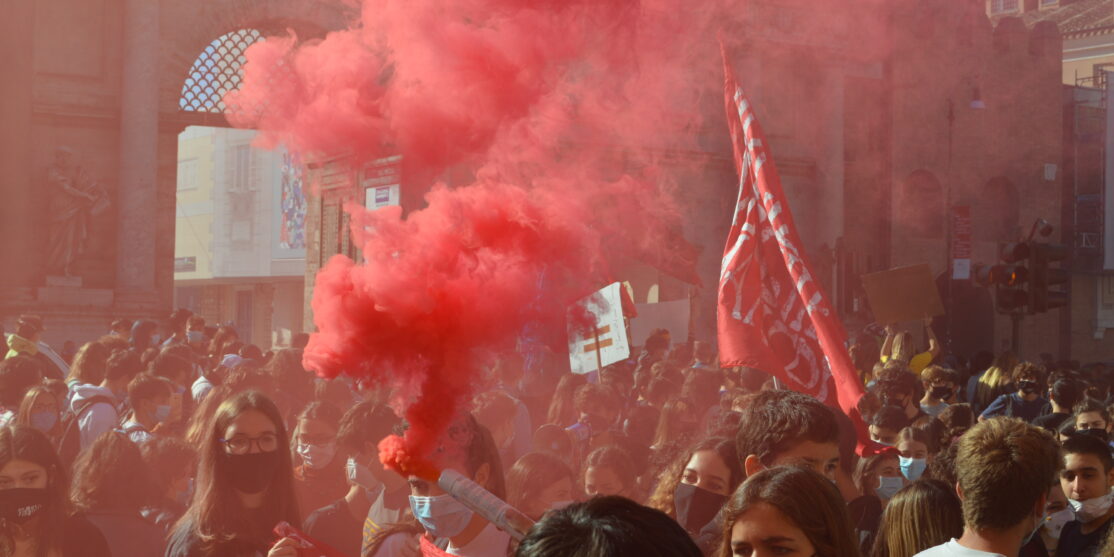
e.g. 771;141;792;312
582;325;613;353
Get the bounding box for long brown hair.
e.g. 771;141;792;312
66;341;109;386
175;390;300;549
71;431;158;513
720;466;861;557
0;426;70;557
648;437;742;519
652;397;696;448
870;479;962;557
546;373;586;426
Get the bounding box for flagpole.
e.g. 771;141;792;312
593;325;604;372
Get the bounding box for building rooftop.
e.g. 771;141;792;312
993;0;1112;37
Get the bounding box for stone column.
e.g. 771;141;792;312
0;0;36;289
116;0;160;307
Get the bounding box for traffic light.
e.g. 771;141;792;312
974;242;1032;314
1030;243;1069;313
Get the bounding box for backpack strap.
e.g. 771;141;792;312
74;395;115;418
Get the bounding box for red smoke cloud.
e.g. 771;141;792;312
228;0;731;477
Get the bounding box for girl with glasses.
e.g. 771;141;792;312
166;390;300;557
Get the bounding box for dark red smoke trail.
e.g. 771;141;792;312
227;0;732;477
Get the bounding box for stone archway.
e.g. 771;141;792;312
0;0;352;345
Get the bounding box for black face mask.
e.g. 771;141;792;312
673;482;728;534
930;386;953;401
1081;428;1110;443
0;487;48;525
224;451;280;494
1019;381;1040;395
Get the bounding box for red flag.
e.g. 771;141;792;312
716;51;869;453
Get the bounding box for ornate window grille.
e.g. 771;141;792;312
179;29;265;114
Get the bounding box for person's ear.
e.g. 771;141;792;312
1105;466;1114;489
955;483;964;502
743;454;764;478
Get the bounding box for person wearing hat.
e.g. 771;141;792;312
6;315;44;360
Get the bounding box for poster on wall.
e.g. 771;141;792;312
278;151;307;251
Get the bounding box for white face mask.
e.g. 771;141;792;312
1070;491;1114;523
1044;508;1076;539
296;442;337;470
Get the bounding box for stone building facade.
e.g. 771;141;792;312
0;0;348;346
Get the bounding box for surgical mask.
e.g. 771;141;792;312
153;404;171;423
899;456;927;482
297;442;337;470
1069;491;1114;523
1044;508;1075;540
673;483;728;534
30;411;57;433
409;494;474;538
0;487;48;524
872;437;894;447
151;334;161;345
346;457;377;490
875;476;903;501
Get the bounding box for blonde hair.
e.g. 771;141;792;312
891;332;914;364
974;352;1019;410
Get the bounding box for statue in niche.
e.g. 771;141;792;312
45;147;110;277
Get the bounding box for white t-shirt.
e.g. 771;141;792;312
915;540;1006;557
447;522;511;557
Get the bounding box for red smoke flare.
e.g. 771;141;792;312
227;0;731;476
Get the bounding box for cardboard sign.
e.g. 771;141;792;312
860;264;945;325
567;283;631;375
629;299;690;347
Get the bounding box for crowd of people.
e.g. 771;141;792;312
0;310;1112;557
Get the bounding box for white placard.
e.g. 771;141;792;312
951;259;971;280
567;282;631;375
365;184;400;210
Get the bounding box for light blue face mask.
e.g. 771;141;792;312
409;493;474;538
30;411;57;433
153;404;171;423
875;476;904;501
899;456;927;482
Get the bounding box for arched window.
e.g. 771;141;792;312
179;29;265;114
898;170;945;239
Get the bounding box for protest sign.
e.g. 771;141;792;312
567;282;631;374
861;264;945;325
